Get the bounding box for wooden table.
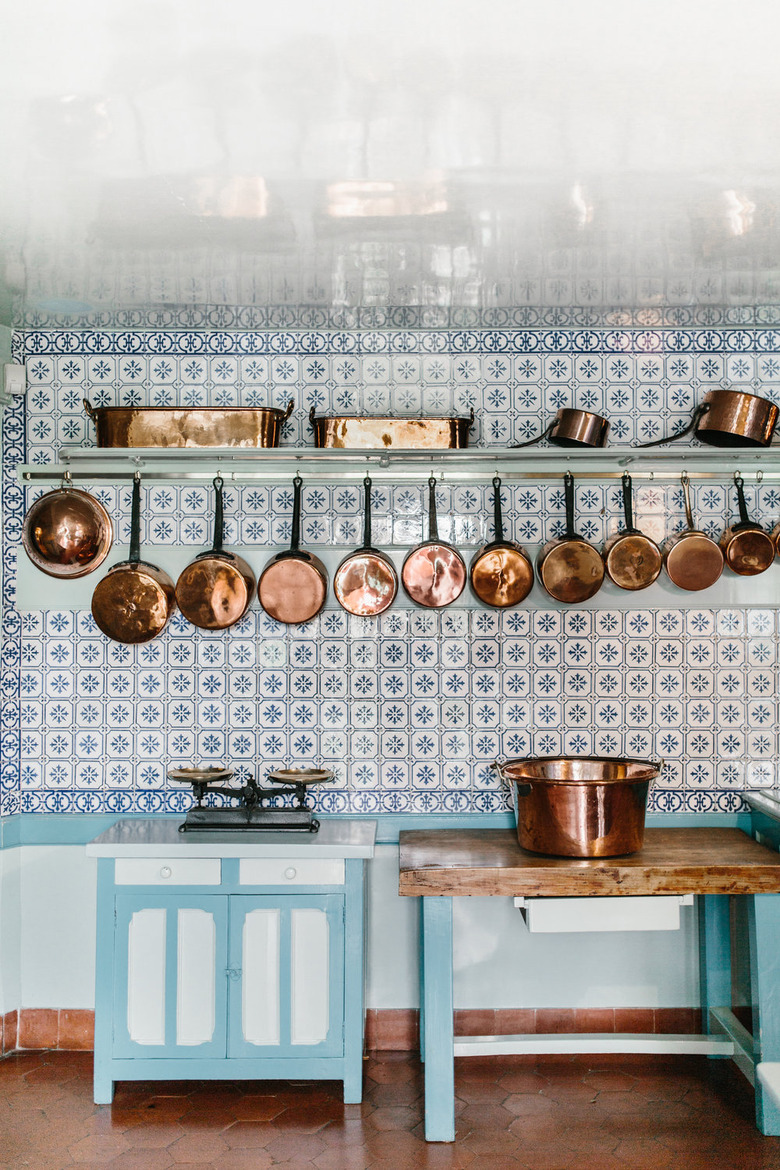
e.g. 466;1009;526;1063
399;827;780;1142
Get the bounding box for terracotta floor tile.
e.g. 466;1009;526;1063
103;1151;174;1170
229;1093;286;1121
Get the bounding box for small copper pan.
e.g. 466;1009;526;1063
22;472;113;578
334;476;398;616
91;473;176;643
720;474;775;576
257;475;328;624
602;473;662;591
401;477;467;608
536;472;605;603
638;389;779;448
512;408;610;449
175;476;256;629
470;477;533;607
663;473;724;591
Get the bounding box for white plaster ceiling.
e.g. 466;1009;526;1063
2;0;780;323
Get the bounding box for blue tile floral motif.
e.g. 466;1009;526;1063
5;326;780;816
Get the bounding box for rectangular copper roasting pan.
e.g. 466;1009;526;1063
309;407;474;449
83;398;294;448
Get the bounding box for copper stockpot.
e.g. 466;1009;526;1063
602;473;662;591
310;408;474;449
334;476;398;616
91;473;176;644
84;398;294;448
401;477;467;608
22;474;113;578
638;389;779;448
175;476;255;629
663;473;724;591
511;408;610;449
469;477;533;607
257;475;328;624
720;474;775;576
536;472;605;603
493;756;662;858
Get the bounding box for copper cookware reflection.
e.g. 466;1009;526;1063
84;398;294;448
602;473;662;591
175;476;255;629
536;472;605;603
22;473;113;578
334;477;398;616
257;475;328;624
663;473;724;591
91;473;176;643
638;389;778;448
719;474;775;576
401;477;467;608
493;756;662;857
469;477;533;607
310;408;474;449
511;408;610;449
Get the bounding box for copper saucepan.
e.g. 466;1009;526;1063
719;474;775;576
602;473;662;591
22;472;113;578
333;476;398;616
175;476;256;629
638;389;779;448
257;475;328;624
91;473;176;643
512;408;610;449
470;477;533;607
663;473;724;591
536;472;605;603
401;477;467;608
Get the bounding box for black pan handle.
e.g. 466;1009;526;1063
427;476;439;542
289;474;303;553
563;471;577;539
636;402;709;448
129;472;142;565
362;476;373;549
492;476;505;543
734;474;752;528
621;472;635;532
510;421;554;449
211;476;225;554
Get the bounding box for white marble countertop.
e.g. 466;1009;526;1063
86;818;377;858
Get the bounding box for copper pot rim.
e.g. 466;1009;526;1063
495;755;662;783
22;486;114;578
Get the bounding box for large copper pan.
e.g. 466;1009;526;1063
536;472;604;603
91;474;176;643
663;473;724;591
493;756;662;857
602;473;662;591
84;398;294;448
511;408;610;449
310;408;474;449
22;474;113;578
719;474;775;576
257;475;328;624
175;476;255;629
401;477;467;608
638;389;778;448
469;477;533;607
334;477;398;616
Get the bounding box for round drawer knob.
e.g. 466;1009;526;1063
284;867;297;880
159;866;172;879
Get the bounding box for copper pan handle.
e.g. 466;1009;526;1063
680;472;695;531
636;402;709;448
282;398;294;421
83;398;97;423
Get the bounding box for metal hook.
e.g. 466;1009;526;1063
757;469;764;485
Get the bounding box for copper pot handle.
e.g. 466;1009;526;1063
83;398;97;423
621;473;636;532
427;476;439;541
210;476;226;555
128;472;142;565
733;474;753;529
362;476;374;548
282;398;294;421
636;402;709;448
680;472;696;530
510;420;554;449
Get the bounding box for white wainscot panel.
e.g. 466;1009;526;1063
127;908;166;1045
291;908;329;1045
243;909;280;1045
177;909;216;1046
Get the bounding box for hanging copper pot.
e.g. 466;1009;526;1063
401;477;467;608
91;473;176;643
637;389;779;448
470;477;533;607
663;473;724;591
602;473;663;591
175;476;256;629
536;472;605;603
719;474;775;576
21;473;113;578
511;408;610;449
257;475;328;624
333;476;398;616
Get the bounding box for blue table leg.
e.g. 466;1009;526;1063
421;896;454;1142
699;893;731;1048
748;893;780;1135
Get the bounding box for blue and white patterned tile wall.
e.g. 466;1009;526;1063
4;325;780;818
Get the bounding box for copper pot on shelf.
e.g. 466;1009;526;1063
21;473;113;578
511;408;610;449
257;475;328;625
84;397;294;448
469;477;533;608
637;389;779;448
175;476;255;630
719;474;775;576
602;473;663;591
536;472;605;603
333;476;398;616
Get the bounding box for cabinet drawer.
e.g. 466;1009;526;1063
114;858;222;886
239;858;345;886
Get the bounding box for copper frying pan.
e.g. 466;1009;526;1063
257;475;328;624
401;477;467;608
22;472;113;578
175;476;256;629
511;408;610;449
719;474;775;576
664;473;724;591
602;473;662;591
91;473;176;643
334;476;398;616
638;389;779;448
470;477;533;607
536;472;605;603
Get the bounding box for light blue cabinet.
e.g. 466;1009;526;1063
88;820;376;1105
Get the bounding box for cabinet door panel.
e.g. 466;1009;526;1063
242;908;281;1045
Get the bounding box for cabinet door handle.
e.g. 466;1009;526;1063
225;967;243;981
284;867;297;880
159;866;172;879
